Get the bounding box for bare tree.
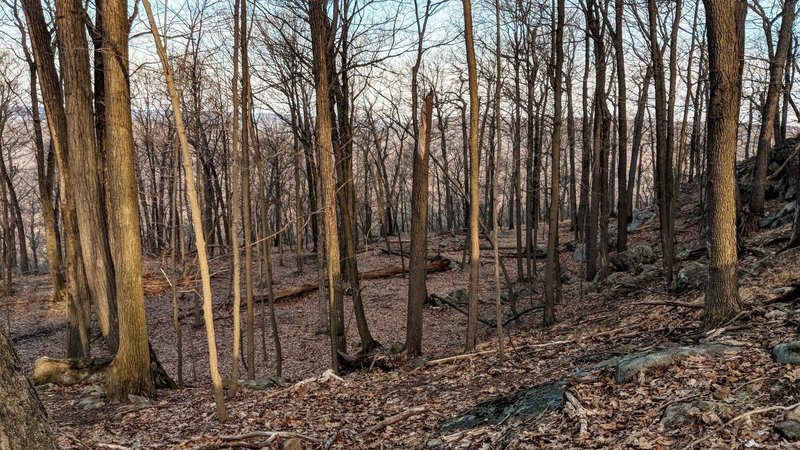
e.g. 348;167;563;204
544;0;565;326
141;0;228;419
749;0;798;219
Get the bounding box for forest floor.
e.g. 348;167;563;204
6;188;800;449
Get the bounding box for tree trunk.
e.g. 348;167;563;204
103;0;154;401
310;0;346;372
545;0;565;326
648;0;676;287
240;0;257;380
56;0;119;353
406;91;433;357
141;0;228;419
750;0;798;217
0;327;57;450
462;0;481;353
21;0;92;358
613;0;629;252
228;0;242;395
702;0;745;327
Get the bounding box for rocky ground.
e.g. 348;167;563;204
5;177;800;449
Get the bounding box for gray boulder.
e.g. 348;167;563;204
440;380;566;432
669;261;707;293
660;401;733;429
629;208;656;231
615;344;740;384
773;341;800;364
776;420;800;441
610;245;657;272
760;201;797;229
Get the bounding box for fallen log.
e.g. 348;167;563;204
33;356;112;386
256;256;453;302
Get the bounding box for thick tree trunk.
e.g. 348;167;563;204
56;0;119;353
0;327;57;450
703;0;745;327
21;0;92;358
103;0;154;401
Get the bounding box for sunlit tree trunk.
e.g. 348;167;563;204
103;0;154;400
462;0;481;353
703;0;745;327
310;0;346;371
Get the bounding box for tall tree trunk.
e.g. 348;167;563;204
10;13;57;280
141;0;228;419
648;0;676;287
56;0;119;353
27;64;65;303
228;0;242;395
406;91;433;357
703;0;745;327
103;0;154;400
310;0;346;372
612;0;629;252
545;0;564;326
21;0;92;358
240;0;256;380
462;0;481;353
578;41;591;244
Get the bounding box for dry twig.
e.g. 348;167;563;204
362;405;428;435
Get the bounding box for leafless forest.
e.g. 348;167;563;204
1;0;800;448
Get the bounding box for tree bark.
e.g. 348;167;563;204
56;0;119;353
462;0;481;353
648;0;677;287
103;0;154;401
21;0;92;358
406;91;433;357
310;0;346;372
703;0;745;327
545;0;565;326
0;327;57;450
